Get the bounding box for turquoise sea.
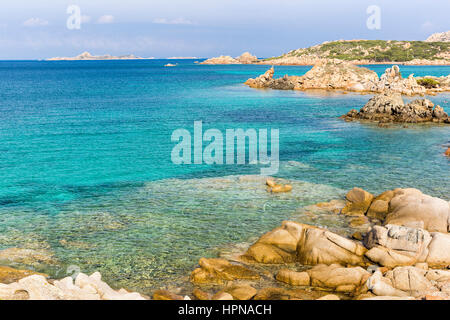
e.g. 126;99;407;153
0;60;449;293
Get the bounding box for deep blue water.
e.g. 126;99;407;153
0;60;449;293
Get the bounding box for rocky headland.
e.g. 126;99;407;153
245;62;450;96
342;92;450;124
201;37;450;66
261;39;450;66
1;182;450;300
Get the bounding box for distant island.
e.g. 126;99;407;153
166;57;199;59
201;31;450;66
47;51;155;61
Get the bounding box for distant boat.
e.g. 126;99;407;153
164;63;177;67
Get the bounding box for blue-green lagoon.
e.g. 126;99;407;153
0;60;448;294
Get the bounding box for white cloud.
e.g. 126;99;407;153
97;15;115;24
23;18;49;27
152;17;195;25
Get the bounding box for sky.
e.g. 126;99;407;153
0;0;449;59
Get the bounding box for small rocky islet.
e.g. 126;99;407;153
1;182;450;300
341;93;449;124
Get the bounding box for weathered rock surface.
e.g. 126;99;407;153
266;179;293;193
364;224;450;268
185;185;450;301
369;65;426;95
276;269;310;286
426;31;450;42
200;55;241;65
242;221;368;266
153;289;184;300
342;92;449;124
223;284;258;300
366;190;394;220
245;67;275;88
306;264;370;293
384;188;450;232
341;187;374;216
0;272;146;300
245;62;450;95
366;266;450;299
190;258;260;285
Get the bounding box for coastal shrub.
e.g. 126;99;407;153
417;78;440;89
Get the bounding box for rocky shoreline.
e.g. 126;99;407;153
244;61;450;96
201;54;450;66
179;185;450;301
2;182;449;300
341;92;449;124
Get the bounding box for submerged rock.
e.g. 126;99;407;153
0;247;58;267
266;179;293;193
190;258;260;285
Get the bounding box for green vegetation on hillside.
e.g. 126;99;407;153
417;78;440;88
270;40;450;62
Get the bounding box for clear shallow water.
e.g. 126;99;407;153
0;60;449;293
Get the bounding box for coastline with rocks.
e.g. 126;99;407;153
342;92;449;124
2;182;449;300
200;35;450;66
244;62;450;96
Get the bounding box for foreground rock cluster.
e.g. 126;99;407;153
182;187;450;300
1;185;449;300
245;61;450;95
342;92;450;124
0;271;146;300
